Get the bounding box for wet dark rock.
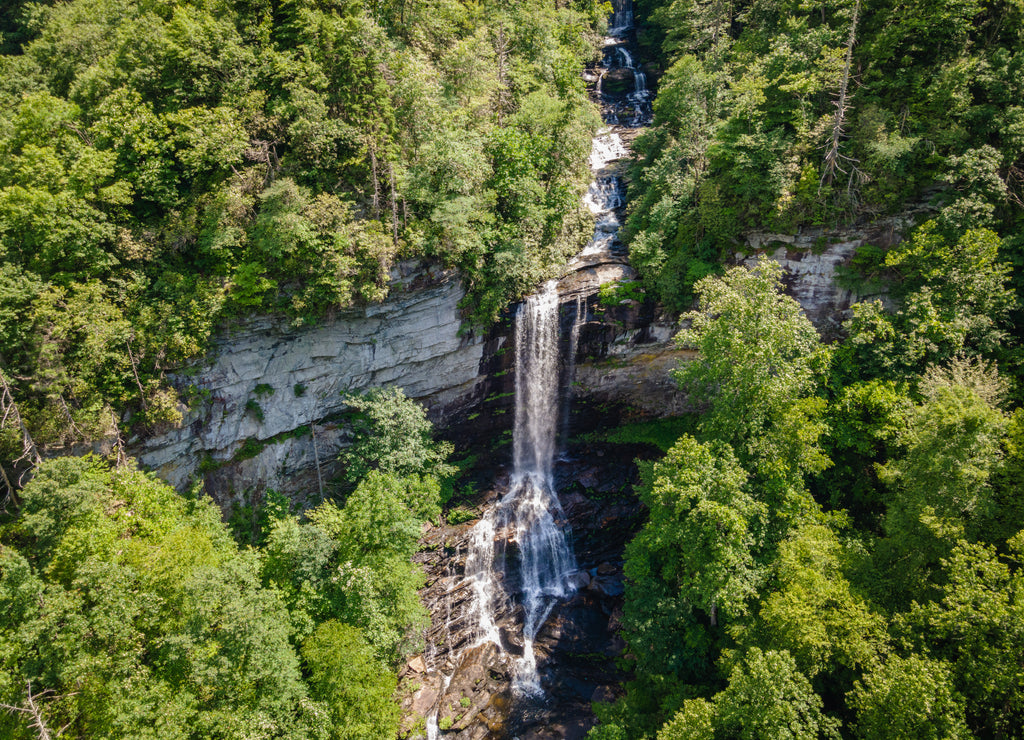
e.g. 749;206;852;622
401;438;648;739
587;576;625;598
568;570;591;590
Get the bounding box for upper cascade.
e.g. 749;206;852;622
601;1;651;128
574;0;648;266
421;1;653;734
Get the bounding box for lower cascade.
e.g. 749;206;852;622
428;284;580;738
499;282;578;694
421;1;647;734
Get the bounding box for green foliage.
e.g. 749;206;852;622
884;221;1015;354
446;506;478;525
340;386;455;493
314;472;426;563
629;435;762;627
675;258;830;483
850;654;969;740
0;456;319;739
227;487;290;546
754;525;886;682
600;2;1024;738
0;0;606;461
899;536;1024;737
609;436;758;732
993;409;1024;541
245;398;265;422
659;649;840;740
0;444;447;737
262;470;435;665
834;219;1016;388
605;272;1022;740
301;621;400;740
876;361;1008;602
713;648;841;740
626;0;1024;313
598;280;647;306
590;415;696;453
814;379;912;525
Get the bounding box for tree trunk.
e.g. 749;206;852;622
821;0;861;189
368;138;382;218
388;161;400;248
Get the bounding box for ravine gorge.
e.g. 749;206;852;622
412;3;658;736
3;0;1024;738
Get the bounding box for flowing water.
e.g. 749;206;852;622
424;1;646;733
426;285;580;735
578;2;647;262
459;282;577;695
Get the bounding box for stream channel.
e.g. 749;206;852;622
410;3;653;737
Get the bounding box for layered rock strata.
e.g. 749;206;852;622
133;261;495;505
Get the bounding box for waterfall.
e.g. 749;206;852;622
426;285;577;740
603;0;651;127
424;2;647;732
509;284;577;692
512;285;562;480
458;282;577;696
560;296;586;452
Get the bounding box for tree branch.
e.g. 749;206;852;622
821;0;862;190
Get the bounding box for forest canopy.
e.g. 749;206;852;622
3;0;1024;737
0;0;607;458
586;6;1024;735
623;0;1024;313
0;387;451;738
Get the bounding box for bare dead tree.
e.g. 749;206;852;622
388;161;400;248
1006;163;1024;209
244;140;282;187
367;137;382;218
125;338;148;412
0;682;75;740
57;395;85;444
109;408;128;469
821;0;862;190
0;370;41;504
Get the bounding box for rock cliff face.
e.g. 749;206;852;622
132;213;909;509
131;257;688;507
404;444;648;740
740;212;914;336
133;261;498;506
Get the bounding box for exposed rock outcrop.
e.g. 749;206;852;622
402;444;647;740
133;261;498;506
130;218;909;509
740;211;915;336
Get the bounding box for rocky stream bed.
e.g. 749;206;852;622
399;439;657;739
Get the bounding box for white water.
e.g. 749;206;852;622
458;283;578;696
560;296;586;451
602;0;651;128
581;132;628;259
578;0;645;261
425;1;644;730
509;285;577;692
426;673;452;740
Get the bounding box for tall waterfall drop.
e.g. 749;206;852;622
508;284;578;693
460;282;578;696
422;0;647;733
